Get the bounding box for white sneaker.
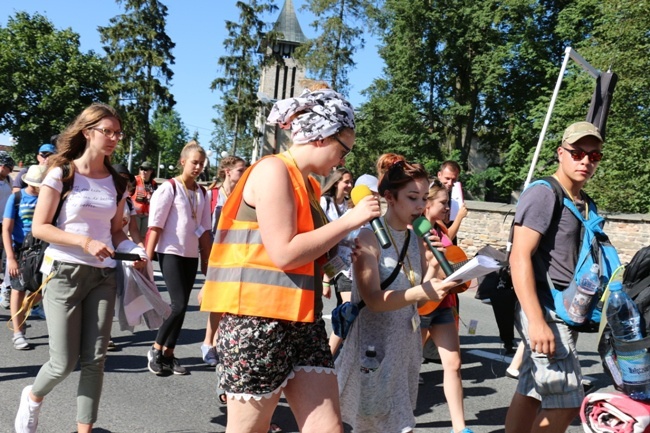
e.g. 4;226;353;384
201;344;218;367
15;385;42;433
13;333;30;350
0;286;10;309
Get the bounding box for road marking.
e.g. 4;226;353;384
467;349;513;363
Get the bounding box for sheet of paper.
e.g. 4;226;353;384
443;254;502;284
449;181;464;221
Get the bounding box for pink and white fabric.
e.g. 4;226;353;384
580;392;650;433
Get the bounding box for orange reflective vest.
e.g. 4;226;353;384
200;153;320;322
131;175;157;215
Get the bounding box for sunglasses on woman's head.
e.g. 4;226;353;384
561;147;603;163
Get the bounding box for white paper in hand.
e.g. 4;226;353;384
443;255;502;285
449;182;464;221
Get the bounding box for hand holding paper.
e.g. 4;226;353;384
443;255;502;285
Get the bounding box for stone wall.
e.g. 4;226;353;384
456;201;650;264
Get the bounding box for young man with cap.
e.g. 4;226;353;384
131;161;158;238
0;151;16;309
2;165;46;349
12;143;56;192
505;121;604;433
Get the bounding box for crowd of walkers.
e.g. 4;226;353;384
4;83;607;433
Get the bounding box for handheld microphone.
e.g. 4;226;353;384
350;185;391;249
412;216;454;276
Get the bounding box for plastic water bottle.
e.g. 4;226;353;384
359;346;388;416
606;281;650;400
565;263;600;324
360;345;379;374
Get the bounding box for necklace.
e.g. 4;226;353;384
384;218;416;287
179;176;198;222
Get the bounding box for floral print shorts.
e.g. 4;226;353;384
217;313;334;397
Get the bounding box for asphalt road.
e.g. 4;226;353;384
0;267;616;433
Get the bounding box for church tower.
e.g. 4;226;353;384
253;0;307;161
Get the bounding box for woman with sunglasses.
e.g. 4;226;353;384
15;103;146;433
336;153;456;433
131;161;158;238
200;85;380;432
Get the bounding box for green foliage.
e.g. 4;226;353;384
99;0;176;160
211;0;277;157
0;12;111;162
148;107;189;172
297;0;378;95
352;0;649;213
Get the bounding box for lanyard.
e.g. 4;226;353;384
179;176;198;222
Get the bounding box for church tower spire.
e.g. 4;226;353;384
254;0;308;160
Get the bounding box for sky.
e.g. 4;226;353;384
0;0;383;161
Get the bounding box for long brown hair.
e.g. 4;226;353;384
48;102;125;190
377;153;428;199
321;167;352;198
208;155;247;189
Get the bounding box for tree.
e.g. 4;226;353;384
297;0;377;95
0;12;111;162
99;0;176;160
211;0;278;157
149;107;189;173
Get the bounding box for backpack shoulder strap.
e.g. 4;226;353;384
168;178;177;196
210;187;219;213
538;176;566;221
13;190;21;216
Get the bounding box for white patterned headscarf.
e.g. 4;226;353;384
267;88;355;145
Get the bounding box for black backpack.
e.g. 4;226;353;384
598;245;650;389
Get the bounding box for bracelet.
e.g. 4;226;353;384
323;281;331;287
83;237;92;254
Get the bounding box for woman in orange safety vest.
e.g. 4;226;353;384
200;85;380;432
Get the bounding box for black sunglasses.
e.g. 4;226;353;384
39;152;53;158
561;147;603;163
140;166;153;171
331;135;352;158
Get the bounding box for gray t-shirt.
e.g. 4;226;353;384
12;167;28;189
514;182;585;306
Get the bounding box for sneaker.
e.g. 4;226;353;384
30;304;46;320
147;346;165;375
0;286;10;309
201;344;218;367
505;367;520;380
106;339;117;351
13;333;30;350
451;429;474;433
15;385;42;433
163;355;188;375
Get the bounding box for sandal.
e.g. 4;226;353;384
268;423;283;433
218;391;227;405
